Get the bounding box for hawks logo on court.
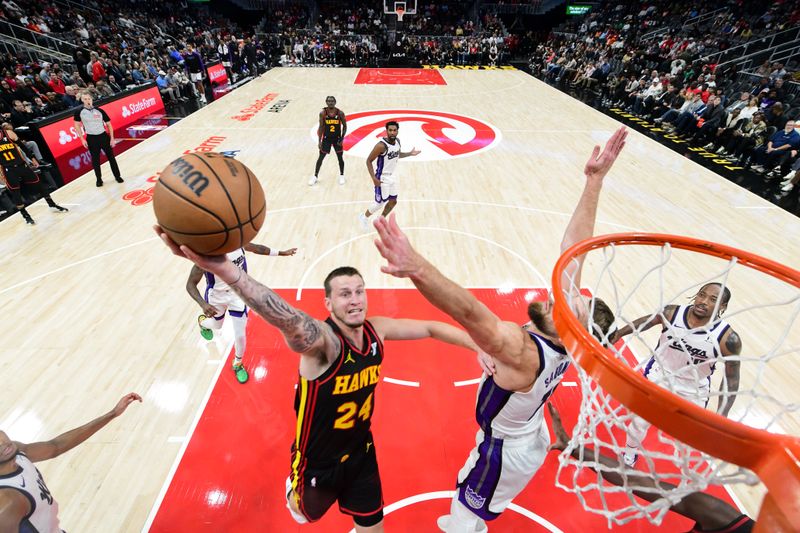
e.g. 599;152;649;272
309;110;501;161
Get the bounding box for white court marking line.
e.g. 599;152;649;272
346;490;564;533
0;198;636;296
733;205;777;210
295;226;548;300
141;339;232;533
561;381;577;387
383;377;420;387
454;377;482;387
0;236;157;296
166;436;185;443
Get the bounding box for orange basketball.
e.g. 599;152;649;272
152;152;266;255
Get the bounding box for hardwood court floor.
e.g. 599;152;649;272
0;67;797;532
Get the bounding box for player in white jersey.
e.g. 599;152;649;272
187;242;297;383
0;393;140;531
373;126;628;532
358;121;420;231
611;283;742;466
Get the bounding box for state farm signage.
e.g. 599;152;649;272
231;93;279;121
207;63;228;85
38;85;165;160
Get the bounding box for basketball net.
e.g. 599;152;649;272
551;235;800;527
395;7;405;22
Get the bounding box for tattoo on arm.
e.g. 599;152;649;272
231;274;339;354
246;244;268;255
725;330;742;355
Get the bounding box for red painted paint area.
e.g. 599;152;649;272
149;289;738;532
354;68;447;85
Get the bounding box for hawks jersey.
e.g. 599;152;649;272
375;138;401;180
204;248;247;292
475;330;570;439
0;135;25;169
0;453;61;533
292;318;383;467
321;108;344;140
649;304;730;384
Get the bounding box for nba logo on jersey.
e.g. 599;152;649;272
464;485;486;509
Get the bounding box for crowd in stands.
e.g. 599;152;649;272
0;0;265;128
531;0;800;203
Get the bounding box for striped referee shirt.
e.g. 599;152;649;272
73;106;110;135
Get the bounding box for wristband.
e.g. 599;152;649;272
270;249;279;256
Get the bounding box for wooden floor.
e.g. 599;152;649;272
0;67;798;532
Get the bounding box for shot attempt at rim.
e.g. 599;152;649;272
550;232;800;531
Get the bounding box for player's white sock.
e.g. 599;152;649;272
232;315;247;361
366;202;383;216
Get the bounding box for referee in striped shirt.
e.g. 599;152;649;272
73;92;123;187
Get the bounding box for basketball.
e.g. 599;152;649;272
152;152;266;255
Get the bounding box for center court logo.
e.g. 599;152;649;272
309;110;501;161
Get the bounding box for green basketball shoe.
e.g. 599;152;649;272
198;315;213;340
232;361;249;384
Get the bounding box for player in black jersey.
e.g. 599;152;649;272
547;404;755;533
309;96;347;186
154;231;480;532
0;131;67;224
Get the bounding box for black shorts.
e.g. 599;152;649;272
320;137;343;154
289;434;383;524
2;165;38;189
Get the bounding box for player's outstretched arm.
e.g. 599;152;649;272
156;226;337;356
560;126;627;295
17;393;141;463
609;305;676;344
244;243;298;256
399;147;421;158
370;317;479;352
373;215;515;356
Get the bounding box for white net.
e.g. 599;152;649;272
554;239;800;526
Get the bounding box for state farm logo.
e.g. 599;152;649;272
310;110;501;161
231;93;279;121
58;130;73;145
121;97;157;118
209;67;226;82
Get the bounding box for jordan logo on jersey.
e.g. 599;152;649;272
344;351;355;364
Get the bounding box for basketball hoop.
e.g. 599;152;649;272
395;7;405;22
551;232;800;531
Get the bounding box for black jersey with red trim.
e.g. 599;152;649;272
0;135;26;169
292;317;384;465
686;515;754;533
321;108;344;140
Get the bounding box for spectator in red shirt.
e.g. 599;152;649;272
48;72;66;94
91;56;106;83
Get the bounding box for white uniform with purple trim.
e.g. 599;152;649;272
205;248;248;319
0;453;62;533
644;304;730;405
625;305;730;461
451;330;570;524
375;137;401;200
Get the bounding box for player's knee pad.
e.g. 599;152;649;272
353;508;384;528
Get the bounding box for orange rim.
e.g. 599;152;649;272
551;232;800;527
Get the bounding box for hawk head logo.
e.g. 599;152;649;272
121;105;131;118
58;130;72;145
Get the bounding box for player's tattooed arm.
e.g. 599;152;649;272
231;273;340;356
718;329;742;417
